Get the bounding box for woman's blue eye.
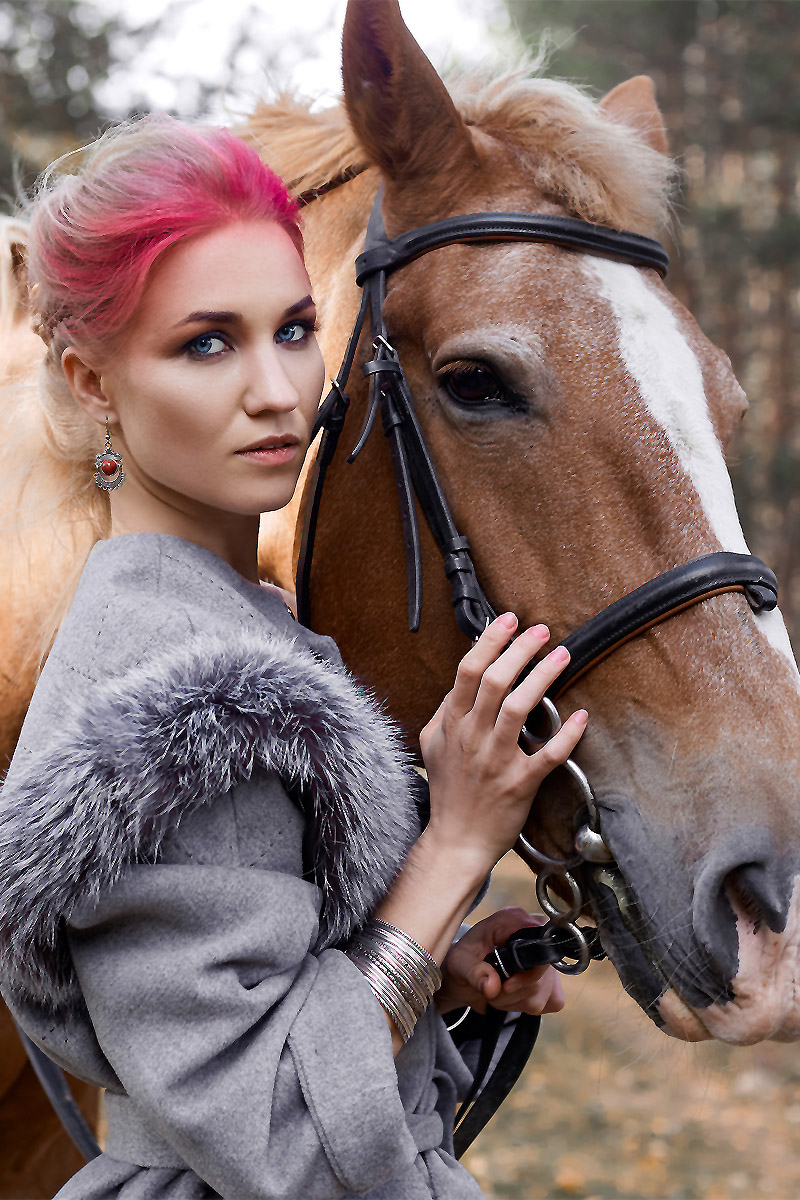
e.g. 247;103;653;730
275;321;310;344
187;333;227;357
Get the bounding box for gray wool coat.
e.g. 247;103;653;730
0;533;485;1200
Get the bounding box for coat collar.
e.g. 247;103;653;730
0;628;418;1010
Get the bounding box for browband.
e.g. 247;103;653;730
356;211;670;283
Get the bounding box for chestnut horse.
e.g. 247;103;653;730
2;0;800;1191
251;0;800;1048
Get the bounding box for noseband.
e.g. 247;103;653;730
296;191;778;975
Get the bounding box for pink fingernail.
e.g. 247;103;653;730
498;612;517;630
549;645;570;663
526;623;549;639
573;709;588;726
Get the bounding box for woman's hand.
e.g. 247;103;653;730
419;613;587;874
372;614;583;1055
436;908;565;1016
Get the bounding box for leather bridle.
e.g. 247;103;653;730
294;193;778;1151
296;188;778;947
298;190;776;724
297;192;775;645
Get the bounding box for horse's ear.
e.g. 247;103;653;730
10;241;27;300
0;221;30;319
341;0;476;188
600;76;669;156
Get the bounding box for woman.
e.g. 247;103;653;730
0;115;586;1199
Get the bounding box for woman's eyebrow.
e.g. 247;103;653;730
172;310;240;328
283;294;315;317
171;296;314;330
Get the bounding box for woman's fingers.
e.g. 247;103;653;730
495;644;569;728
528;709;588;779
495;966;566;1015
452;909;550;1000
468;623;551;727
446;612;521;717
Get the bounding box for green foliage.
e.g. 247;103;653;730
507;0;696;93
0;0;116;134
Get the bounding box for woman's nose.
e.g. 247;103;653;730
242;350;300;415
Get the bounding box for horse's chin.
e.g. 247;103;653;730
659;983;800;1045
657;990;714;1041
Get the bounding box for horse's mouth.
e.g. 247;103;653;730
591;868;800;1045
586;855;737;1039
591;895;724;1042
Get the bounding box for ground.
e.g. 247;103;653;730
463;855;800;1200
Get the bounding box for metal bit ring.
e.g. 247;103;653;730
549;921;593;975
536;869;583;924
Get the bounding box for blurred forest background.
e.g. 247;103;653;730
1;3;799;1198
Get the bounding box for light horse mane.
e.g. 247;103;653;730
245;65;676;236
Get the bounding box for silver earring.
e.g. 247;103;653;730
94;421;125;491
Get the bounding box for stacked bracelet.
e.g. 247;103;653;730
346;918;443;1043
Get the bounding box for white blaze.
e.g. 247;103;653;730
583;257;799;685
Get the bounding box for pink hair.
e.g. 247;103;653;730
27;114;303;356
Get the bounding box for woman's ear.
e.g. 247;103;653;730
61;347;118;425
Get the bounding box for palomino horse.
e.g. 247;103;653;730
0;219;101;1196
1;0;800;1190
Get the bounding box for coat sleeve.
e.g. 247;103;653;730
66;775;421;1200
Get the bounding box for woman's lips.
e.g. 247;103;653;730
235;436;300;465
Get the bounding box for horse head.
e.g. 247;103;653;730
254;0;800;1046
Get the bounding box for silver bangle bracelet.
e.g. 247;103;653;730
364;919;443;993
347;949;417;1042
350;943;430;1014
348;950;415;1038
445;1005;472;1033
354;932;436;1005
346;919;443;1044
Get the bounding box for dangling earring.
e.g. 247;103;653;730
93;420;125;491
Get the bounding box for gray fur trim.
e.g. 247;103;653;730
0;630;418;1010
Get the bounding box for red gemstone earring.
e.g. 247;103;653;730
93;420;125;492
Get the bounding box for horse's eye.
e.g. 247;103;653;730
440;362;505;406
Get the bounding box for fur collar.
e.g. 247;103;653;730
0;629;418;1010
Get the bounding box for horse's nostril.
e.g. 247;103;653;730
691;830;791;988
725;874;765;933
723;858;785;936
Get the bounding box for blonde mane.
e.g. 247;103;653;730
245;66;676;237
